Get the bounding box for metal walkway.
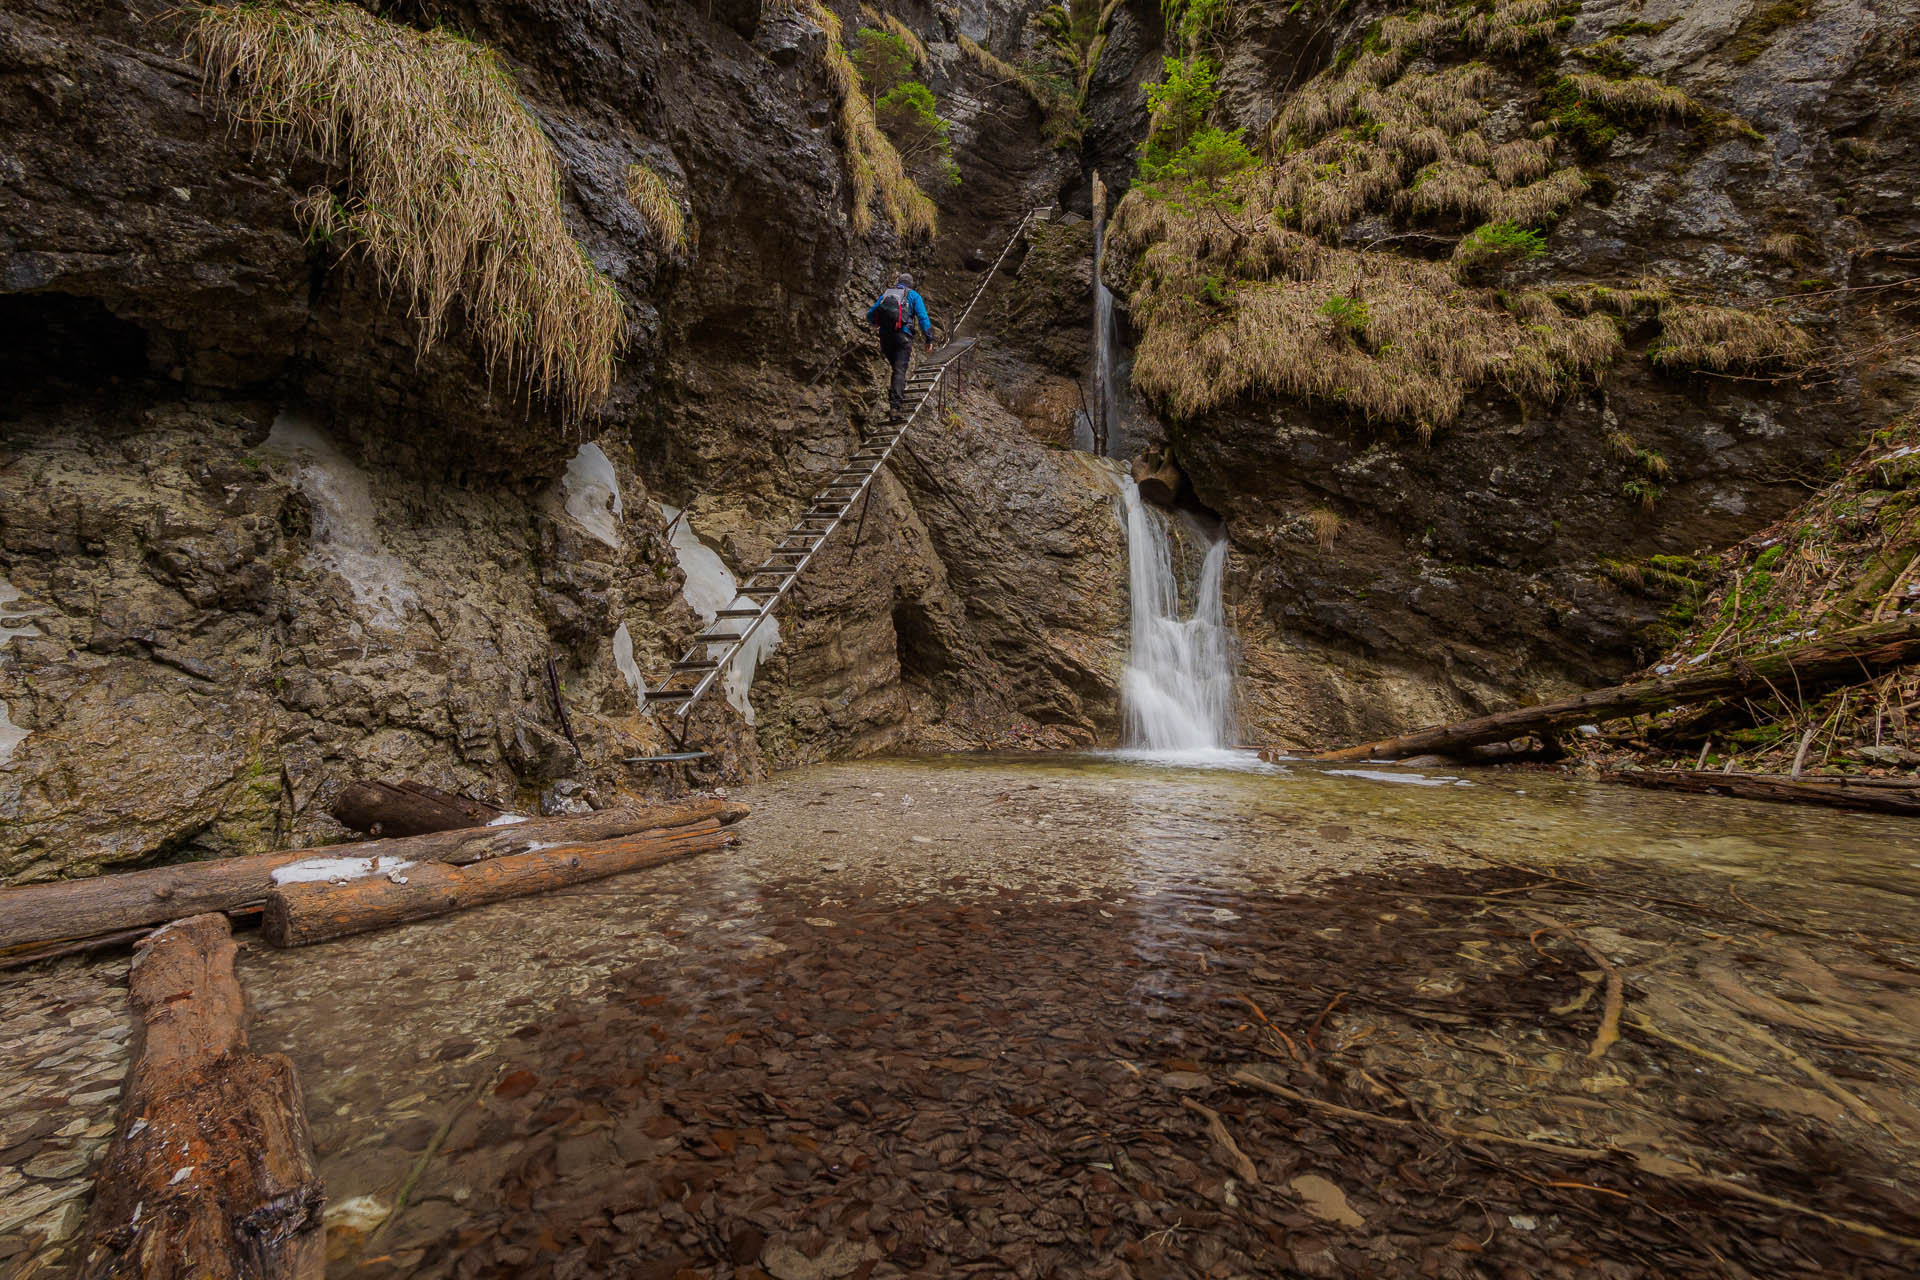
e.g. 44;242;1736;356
645;209;1043;721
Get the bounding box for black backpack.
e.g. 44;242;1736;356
873;285;910;334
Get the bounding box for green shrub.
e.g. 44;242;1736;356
1320;294;1371;334
851;28;916;96
1140;55;1219;174
1454;221;1547;275
1623;477;1664;511
874;80;960;187
1142;125;1255;210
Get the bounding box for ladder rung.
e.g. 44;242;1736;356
672;660;720;671
715;607;763;618
692;631;743;643
644;689;694;702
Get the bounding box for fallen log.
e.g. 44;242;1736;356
76;914;324;1279
1311;617;1920;762
262;820;731;947
1601;769;1920;816
0;799;749;953
327;779;502;838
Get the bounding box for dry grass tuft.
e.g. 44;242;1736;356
1564;72;1696;119
860;6;930;64
1129;236;1621;435
193;0;624;421
1306;507;1343;549
1113;0;1736;435
1652;301;1815;372
808;0;936;240
958;34;1079;142
1762;231;1809;264
625;162;688;254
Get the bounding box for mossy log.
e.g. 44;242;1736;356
76;914;324;1279
328;779;502;838
262;821;730;947
1601;770;1920;816
1312;617;1920;762
0;800;749;952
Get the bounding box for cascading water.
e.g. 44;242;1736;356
1118;479;1237;752
1087;171;1127;459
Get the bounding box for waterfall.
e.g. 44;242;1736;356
1088;172;1126;458
1092;280;1124;457
1118;479;1236;752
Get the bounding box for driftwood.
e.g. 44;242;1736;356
1312;617;1920;762
327;780;501;838
77;914;324;1279
262;821;730;947
1601;769;1920;816
0;799;749;953
1131;448;1183;507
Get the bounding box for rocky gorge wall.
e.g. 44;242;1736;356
0;0;1128;882
1103;0;1920;749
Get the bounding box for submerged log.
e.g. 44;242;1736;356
328;779;502;838
262;821;731;947
1601;769;1920;816
1313;617;1920;762
77;914;324;1279
0;799;749;953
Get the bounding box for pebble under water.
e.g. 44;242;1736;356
3;754;1918;1278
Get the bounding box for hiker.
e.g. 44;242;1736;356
866;272;933;421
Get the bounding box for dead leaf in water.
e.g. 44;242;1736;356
494;1070;538;1099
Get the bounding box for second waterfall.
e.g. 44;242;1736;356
1118;479;1237;753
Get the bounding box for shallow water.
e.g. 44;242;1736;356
3;754;1916;1277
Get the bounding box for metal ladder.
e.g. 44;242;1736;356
645;208;1044;721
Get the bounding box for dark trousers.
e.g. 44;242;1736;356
880;331;913;415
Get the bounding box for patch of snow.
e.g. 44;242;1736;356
612;623;645;707
169;1167;194;1186
659;504;780;724
559;442;624;548
0;574;43;764
522;841;562;853
270;855;414;886
486;813;529;826
262;411;416;629
1326;769;1462;788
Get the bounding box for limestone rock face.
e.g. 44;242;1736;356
0;0;1127;881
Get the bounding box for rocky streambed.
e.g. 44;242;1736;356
3;755;1916;1277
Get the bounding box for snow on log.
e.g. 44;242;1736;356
0;799;749;952
1312;617;1920;762
327;779;502;838
261;821;731;947
75;913;324;1280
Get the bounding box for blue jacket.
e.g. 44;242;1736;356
867;286;932;340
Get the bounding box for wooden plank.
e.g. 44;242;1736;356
261;822;730;947
0;800;749;952
75;914;324;1279
1313;618;1920;762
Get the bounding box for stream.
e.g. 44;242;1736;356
4;754;1916;1277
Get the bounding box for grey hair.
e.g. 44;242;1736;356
896;272;914;287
